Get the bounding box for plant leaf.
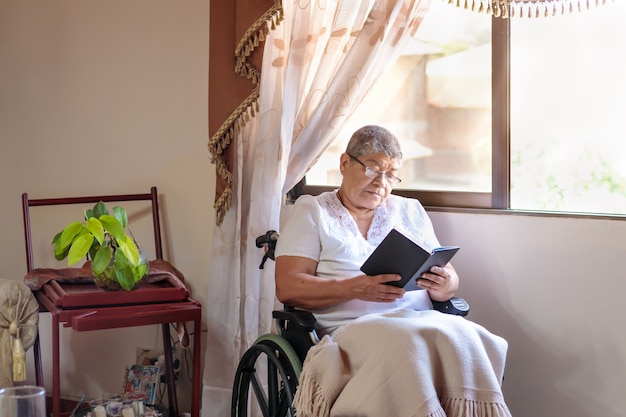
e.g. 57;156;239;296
85;218;105;244
57;222;85;254
132;262;149;282
115;268;134;291
54;245;70;261
114;250;134;291
51;231;62;245
118;235;140;266
52;232;68;260
92;201;109;218
67;233;95;265
112;206;128;228
92;245;112;275
98;215;124;240
114;248;132;270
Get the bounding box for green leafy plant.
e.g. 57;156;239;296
52;201;148;291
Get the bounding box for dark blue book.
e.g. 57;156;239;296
360;228;459;291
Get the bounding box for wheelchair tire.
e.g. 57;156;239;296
232;334;302;417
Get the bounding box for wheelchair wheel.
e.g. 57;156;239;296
232;334;302;417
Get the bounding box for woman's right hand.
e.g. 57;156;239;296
351;274;405;303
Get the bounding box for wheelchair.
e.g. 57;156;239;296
231;231;470;417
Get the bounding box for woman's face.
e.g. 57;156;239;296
339;152;401;210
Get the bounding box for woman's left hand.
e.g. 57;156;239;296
417;264;459;302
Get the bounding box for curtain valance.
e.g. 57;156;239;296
449;0;613;18
208;0;282;225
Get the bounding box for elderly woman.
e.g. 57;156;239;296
276;125;458;334
274;125;511;417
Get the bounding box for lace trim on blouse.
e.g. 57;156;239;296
317;191;396;242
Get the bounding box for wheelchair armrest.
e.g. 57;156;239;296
431;297;470;317
272;298;469;327
272;305;317;332
272;305;318;363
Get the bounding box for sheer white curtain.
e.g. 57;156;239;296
202;1;431;415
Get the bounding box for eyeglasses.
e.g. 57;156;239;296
347;154;402;186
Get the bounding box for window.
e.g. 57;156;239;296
302;1;626;216
510;2;626;215
304;2;495;208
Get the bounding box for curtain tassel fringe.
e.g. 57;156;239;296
443;0;613;18
209;0;283;225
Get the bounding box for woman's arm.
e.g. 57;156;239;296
275;255;406;310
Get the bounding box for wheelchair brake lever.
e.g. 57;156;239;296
257;230;279;269
259;251;271;269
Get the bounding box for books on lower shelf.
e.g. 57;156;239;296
122;364;160;404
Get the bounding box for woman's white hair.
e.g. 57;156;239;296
345;125;403;160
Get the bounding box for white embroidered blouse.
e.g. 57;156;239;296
274;191;441;334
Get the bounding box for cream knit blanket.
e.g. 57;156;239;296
293;309;512;417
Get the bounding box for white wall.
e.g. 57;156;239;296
2;2;626;417
430;211;626;417
0;0;211;412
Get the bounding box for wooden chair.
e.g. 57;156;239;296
22;187;202;417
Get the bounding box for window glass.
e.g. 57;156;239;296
510;2;626;214
305;2;626;217
306;2;492;193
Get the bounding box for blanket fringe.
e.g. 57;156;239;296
292;371;332;417
440;396;512;417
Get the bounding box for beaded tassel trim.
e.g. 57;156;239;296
208;1;284;225
446;0;612;18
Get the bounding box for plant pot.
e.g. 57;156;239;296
93;263;149;292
